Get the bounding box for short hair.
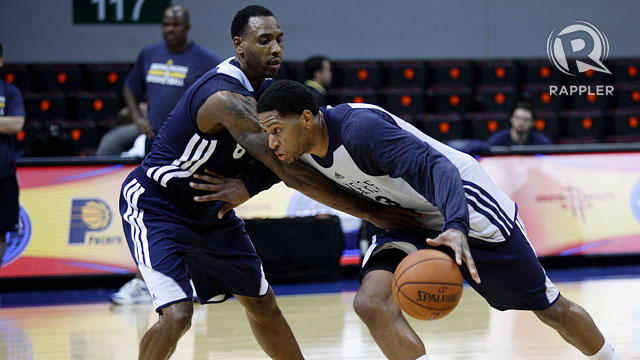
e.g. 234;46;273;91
512;99;535;118
257;80;319;117
0;41;3;57
164;4;190;24
231;5;274;39
304;55;329;80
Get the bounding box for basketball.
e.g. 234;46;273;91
392;249;463;320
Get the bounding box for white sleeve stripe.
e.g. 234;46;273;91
463;185;513;231
463;180;514;227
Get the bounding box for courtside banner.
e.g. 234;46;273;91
1;164;138;278
4;152;640;277
479;153;640;256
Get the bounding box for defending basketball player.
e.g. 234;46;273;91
119;6;426;360
234;80;618;360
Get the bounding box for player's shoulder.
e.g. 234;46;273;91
333;104;394;147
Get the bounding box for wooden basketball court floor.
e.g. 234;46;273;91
1;272;639;359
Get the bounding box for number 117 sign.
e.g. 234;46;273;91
73;0;170;24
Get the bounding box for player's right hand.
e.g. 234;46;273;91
190;170;251;218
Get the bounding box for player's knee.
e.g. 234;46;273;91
353;292;388;324
161;302;194;333
534;295;574;327
244;293;283;320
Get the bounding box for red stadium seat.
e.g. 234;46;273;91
567;83;610;111
476;60;518;85
610;59;640;83
379;87;424;116
562;109;605;141
73;91;120;121
87;64;131;92
469;111;510;141
426;85;471;113
475;85;517;112
381;61;426;88
533;110;559;143
522;84;566;112
521;59;563;85
335;61;381;89
428;60;473;86
22;91;67;123
53;119;99;156
331;88;378;105
1;64;31;91
33;64;83;93
608;107;640;138
418;112;464;141
615;83;640;108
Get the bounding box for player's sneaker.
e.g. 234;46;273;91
109;278;152;305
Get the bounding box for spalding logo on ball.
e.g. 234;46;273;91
392;249;463;320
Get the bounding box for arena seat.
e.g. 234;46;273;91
22;91;67;123
33;64;83;93
86;64;130;92
381;61;426;88
1;64;31;91
610;59;640;83
615;83;640;108
52;119;99;156
469;111;510;140
562;109;605;141
476;60;518;86
379;87;424;115
335;61;381;89
426;85;471;113
608;107;640;138
522;84;565;112
475;84;517;112
428;60;473;86
72;91;120;121
520;59;563;84
533;110;560;143
418;112;464;141
331;87;378;105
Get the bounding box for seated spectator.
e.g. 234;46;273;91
304;55;332;106
95;103;147;156
487;100;553;146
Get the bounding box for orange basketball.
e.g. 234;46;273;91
392;249;463;320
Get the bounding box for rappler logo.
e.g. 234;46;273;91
547;21;611;76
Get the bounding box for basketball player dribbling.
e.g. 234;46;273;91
119;6;424;359
233;80;619;360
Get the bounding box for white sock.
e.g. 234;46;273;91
587;338;622;360
416;355;429;360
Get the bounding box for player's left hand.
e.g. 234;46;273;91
190;170;250;219
427;229;481;284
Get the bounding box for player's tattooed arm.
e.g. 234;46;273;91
192;91;426;229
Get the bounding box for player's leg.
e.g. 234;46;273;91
354;268;426;360
235;288;304;360
533;294;614;357
138;299;194;360
462;215;621;359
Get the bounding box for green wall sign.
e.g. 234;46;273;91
73;0;171;24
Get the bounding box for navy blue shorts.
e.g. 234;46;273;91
120;173;268;311
361;217;559;311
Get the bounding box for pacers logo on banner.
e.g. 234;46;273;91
68;199;112;244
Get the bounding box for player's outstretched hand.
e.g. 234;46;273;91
367;207;428;230
190;170;250;219
427;229;481;284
